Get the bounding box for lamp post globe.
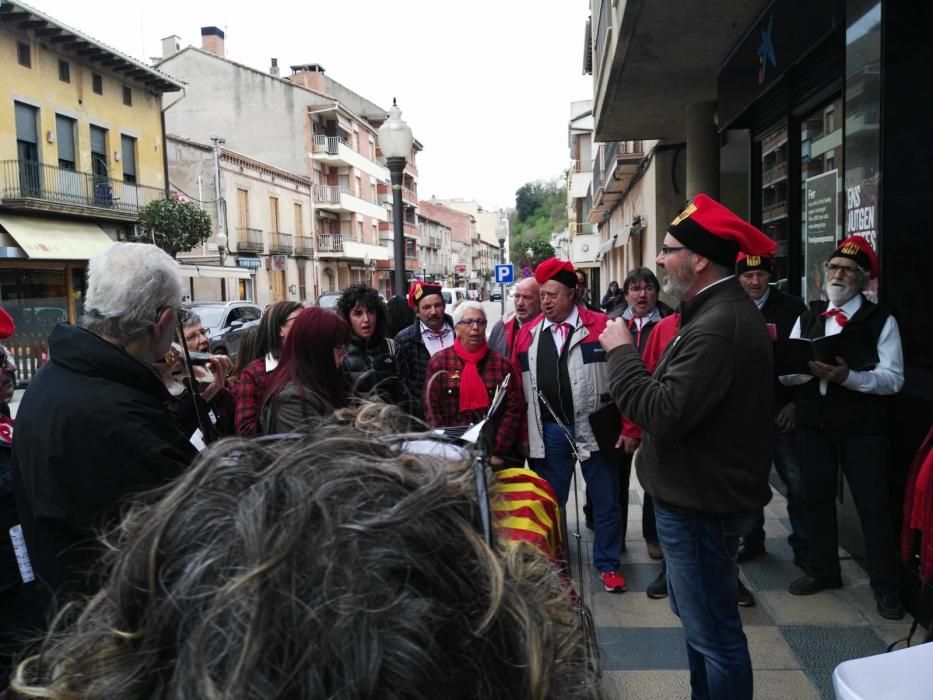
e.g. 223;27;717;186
377;98;414;297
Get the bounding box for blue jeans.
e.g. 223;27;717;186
530;422;622;572
655;501;753;700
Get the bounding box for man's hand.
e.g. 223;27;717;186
774;402;796;433
622;436;641;454
599;318;634;353
808;356;849;384
201;355;232;402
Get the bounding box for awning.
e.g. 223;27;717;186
0;215;114;260
176;263;253;280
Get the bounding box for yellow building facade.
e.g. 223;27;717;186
0;0;181;382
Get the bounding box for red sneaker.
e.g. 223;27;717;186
601;570;627;593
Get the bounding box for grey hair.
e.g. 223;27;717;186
182;311;201;328
452;300;485;326
80;243;183;341
12;403;600;699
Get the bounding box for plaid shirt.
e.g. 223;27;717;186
232;358;271;437
423;346;523;458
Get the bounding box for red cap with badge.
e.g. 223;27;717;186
0;308;14;340
830;236;879;279
407;281;444;309
736;252;773;275
534;258;577;288
669;194;777;267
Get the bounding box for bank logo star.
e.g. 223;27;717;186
757;15;777;86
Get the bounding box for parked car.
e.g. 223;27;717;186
440;287;467;318
316;291;343;310
490;287;503;302
182;301;262;358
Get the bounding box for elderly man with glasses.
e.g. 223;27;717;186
423;301;522;467
13;243;197;619
780;236;905;620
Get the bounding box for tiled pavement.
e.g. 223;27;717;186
562;470;926;699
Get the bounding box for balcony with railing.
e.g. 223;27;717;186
0;159;165;220
269;231;293;254
311;135;388;181
236;227;264;253
294;236;314;257
401;186;418;206
569;222;596;236
311;135;348;156
317;232;345;254
313;184;388;222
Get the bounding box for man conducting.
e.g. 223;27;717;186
599;194;777;699
13;243;197;612
488;276;540;358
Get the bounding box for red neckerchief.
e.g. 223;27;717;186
820;307;848;327
452;338;490;412
0;415;13;446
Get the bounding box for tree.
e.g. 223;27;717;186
137;197;213;259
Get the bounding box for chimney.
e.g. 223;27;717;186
200;26;225;57
270;57;279;78
161;34;182;59
288;63;327;94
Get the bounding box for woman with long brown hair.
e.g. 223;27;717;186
259;307;351;434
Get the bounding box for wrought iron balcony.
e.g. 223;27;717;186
237;227;264;253
0;159;164;218
269;231;293;254
294;236;314;257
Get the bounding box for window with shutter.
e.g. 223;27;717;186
121;135;137;183
56;115;76;169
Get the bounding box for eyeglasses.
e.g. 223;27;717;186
456;319;488;328
183;329;209;342
824;262;859;276
627;285;656;295
660;245;686;256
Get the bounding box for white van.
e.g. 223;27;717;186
440;287;467;318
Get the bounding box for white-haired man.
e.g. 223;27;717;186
13;243;197;614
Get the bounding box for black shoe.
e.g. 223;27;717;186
737;579;756;607
736;541;765;563
788;574;843;596
875;592;905;620
646;569;668;599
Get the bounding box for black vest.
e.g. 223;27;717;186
536;326;574;425
794;296;890;434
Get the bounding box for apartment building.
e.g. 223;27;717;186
565;100;600;292
585;0;933;607
416;209;451;284
0;0;181;380
418;199;474;290
433;198;501;289
157;30;404;298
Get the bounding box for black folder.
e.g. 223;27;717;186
588;401;624;460
775;326;879;375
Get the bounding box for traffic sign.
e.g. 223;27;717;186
494;264;514;284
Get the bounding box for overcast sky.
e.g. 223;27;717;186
27;0;593;212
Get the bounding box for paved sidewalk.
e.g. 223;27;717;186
564;470;924;699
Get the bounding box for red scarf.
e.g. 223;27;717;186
452;338;490;413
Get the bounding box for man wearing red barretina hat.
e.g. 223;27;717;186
600;194;777;700
780;236;905;620
512;257;626;594
394;281;454;420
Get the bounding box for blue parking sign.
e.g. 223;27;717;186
494;264;514;284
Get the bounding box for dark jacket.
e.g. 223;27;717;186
488;315;523;359
606;278;774;515
793;296;891;434
393;315;454;420
12;324;196;603
759;287;807;409
260;381;334;434
342;336;399;402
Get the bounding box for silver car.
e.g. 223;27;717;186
182;301;262;358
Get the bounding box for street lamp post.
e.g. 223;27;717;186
377;99;414;297
217;232;228;301
498;235;506;315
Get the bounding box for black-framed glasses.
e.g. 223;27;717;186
456;319;488;328
627;285;656;295
824;262;858;275
660;245;686;256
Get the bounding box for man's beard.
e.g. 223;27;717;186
661;267;693;299
826;280;858;306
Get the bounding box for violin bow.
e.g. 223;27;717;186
175;317;212;440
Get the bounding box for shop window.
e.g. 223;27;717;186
17;42;30;68
759;126;789;287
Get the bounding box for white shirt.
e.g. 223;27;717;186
420;322;454;356
754;286;771;310
541;305;580;353
779;293;905;396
